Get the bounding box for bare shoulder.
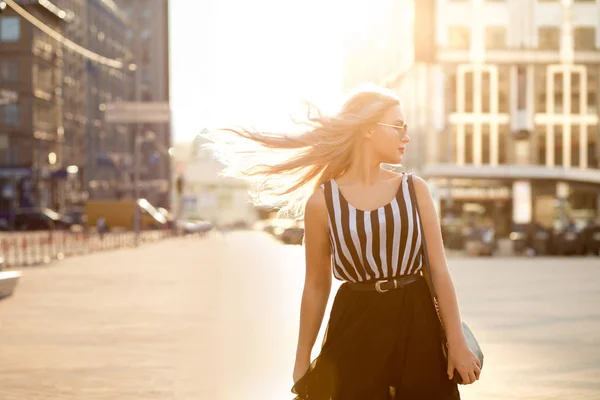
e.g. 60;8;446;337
411;174;432;196
304;187;329;235
305;187;328;219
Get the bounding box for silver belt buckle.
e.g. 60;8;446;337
375;280;389;293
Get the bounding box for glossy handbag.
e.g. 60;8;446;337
408;173;484;385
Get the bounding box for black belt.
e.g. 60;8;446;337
346;274;422;293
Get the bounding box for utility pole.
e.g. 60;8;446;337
133;0;142;246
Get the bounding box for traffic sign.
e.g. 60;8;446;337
105;102;170;124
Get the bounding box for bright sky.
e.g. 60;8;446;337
168;0;364;142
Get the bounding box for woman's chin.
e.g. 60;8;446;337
381;153;404;165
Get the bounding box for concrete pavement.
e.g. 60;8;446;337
0;231;599;399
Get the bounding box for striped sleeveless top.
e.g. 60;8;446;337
320;172;423;283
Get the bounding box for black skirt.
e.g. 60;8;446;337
291;275;461;400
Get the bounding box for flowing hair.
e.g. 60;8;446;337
202;84;401;219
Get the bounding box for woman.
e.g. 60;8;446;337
206;85;481;399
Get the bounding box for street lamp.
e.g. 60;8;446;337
133;131;170;245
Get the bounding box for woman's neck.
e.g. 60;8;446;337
341;147;382;186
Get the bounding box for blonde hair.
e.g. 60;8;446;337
203;84;400;219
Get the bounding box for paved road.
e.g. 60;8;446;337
1;231;599;399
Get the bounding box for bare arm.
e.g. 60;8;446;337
294;188;332;375
413;176;465;348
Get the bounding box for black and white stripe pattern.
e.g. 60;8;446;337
321;173;423;283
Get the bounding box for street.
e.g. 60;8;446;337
1;231;599;400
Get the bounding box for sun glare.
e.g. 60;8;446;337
171;0;399;140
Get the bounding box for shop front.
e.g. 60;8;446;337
424;164;600;242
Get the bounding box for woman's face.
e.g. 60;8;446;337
369;104;410;165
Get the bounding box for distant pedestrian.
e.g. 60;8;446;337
97;216;106;240
204;85;482;398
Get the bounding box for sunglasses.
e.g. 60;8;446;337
377;122;409;140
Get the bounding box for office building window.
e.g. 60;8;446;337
485;26;506;49
449;26;470;50
142;71;152;83
538;27;560;50
0;17;20;42
3;103;20;127
123;7;133;19
517;67;526;110
0;60;18;81
141;29;152;41
574;27;596;50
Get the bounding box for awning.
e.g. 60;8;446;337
0;167;33;179
423;164;600;185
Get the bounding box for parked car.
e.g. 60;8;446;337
281;221;304;245
441;214;464;250
510;223;553;256
14;208;74;231
175;220;213;235
259;218;296;237
582;222;600;255
462;226;496;256
64;207;87;225
64;207;87;232
551;222;585;256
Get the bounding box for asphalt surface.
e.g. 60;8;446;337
1;231;599;399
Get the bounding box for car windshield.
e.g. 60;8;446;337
43;208;61;220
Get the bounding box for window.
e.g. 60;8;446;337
517;67;527;110
0;17;20;42
142;8;152;19
538;27;560;50
141;29;152;41
574;27;596;50
449;26;470;50
142;71;152;83
3;103;20;127
0;60;18;81
485;26;506;49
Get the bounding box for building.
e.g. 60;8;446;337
0;0;72;220
82;0;132;202
53;0;90;209
171;133;258;227
0;0;171;226
117;0;171;209
343;0;600;237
